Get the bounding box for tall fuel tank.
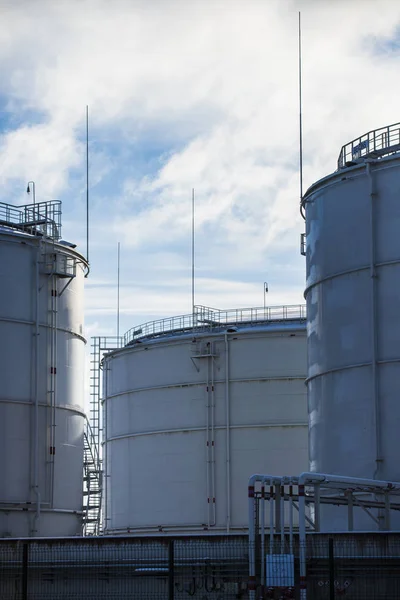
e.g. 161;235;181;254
0;200;88;537
304;123;400;526
101;304;308;534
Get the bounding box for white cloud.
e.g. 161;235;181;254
1;0;400;339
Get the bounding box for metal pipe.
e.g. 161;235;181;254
224;333;231;532
33;242;41;535
280;485;285;552
103;362;109;533
210;345;216;526
367;161;382;481
289;485;294;554
298;482;307;600
314;484;320;532
248;481;256;600
260;485;265;587
51;270;58;509
206;355;210;527
297;472;400;490
347;492;354;531
269;485;274;554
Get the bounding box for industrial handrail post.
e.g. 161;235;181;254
328;538;335;600
22;542;29;600
168;538;175;600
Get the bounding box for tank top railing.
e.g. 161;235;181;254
123;304;306;346
0;200;62;240
338;121;400;170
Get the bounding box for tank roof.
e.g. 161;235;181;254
122;304;306;347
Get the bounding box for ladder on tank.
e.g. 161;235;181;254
83;419;102;536
86;337;123;535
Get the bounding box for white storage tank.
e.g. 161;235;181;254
304;124;400;528
102;305;308;534
0;200;88;537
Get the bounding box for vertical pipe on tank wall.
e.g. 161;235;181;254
210;344;216;526
224;333;231;531
205;356;210;527
33;242;41;534
51;270;58;508
367;161;382;481
103;357;109;533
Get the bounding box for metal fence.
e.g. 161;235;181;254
0;200;62;240
123;304;306;345
337;121;400;169
1;534;400;599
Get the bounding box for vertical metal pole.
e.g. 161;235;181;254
367;163;381;482
168;539;175;600
280;485;285;553
86;105;90;265
225;333;231;531
22;542;29;600
299;484;307;600
261;486;265;587
289;485;293;554
117;242;120;339
329;538;335;600
248;484;257;600
384;493;391;531
298;12;303;205
191;188;195;322
275;484;281;534
269;485;274;554
347;492;354;531
314;484;321;532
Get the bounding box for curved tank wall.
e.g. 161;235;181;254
0;228;87;537
305;153;400;529
102;319;308;534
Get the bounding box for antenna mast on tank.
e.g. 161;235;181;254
117;242;121;339
191;188;195;322
299;12;305;219
86;105;90;265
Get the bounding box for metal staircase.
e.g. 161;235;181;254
83;337;122;536
83;419;102;536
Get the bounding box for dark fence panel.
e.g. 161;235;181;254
1;533;400;599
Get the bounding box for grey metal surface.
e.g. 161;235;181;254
304;153;400;530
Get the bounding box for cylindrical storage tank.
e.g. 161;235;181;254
102;311;308;534
0;223;87;537
305;135;400;529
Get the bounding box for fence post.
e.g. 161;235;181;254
329;538;335;600
168;539;174;600
22;542;29;600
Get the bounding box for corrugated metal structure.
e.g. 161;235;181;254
0;200;88;537
98;304;308;535
303;123;400;529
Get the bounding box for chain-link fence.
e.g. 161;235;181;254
1;533;400;599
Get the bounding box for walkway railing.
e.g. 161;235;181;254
0;200;62;240
338;121;400;169
123;304;306;346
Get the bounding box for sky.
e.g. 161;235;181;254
1;0;400;342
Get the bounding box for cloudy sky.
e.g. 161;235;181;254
1;0;400;339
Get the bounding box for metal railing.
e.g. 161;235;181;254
338;121;400;169
123;304;306;346
0;200;62;240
